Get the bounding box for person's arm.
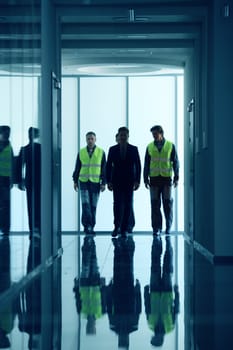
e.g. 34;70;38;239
100;151;106;191
16;148;24;187
144;285;151;318
171;145;179;187
133;147;141;190
134;279;142;313
172;284;180;323
143;148;150;188
106;147;113;190
10;145;15;187
72;153;81;191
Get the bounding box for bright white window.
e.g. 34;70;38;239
61;74;184;232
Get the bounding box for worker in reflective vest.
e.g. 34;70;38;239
0;126;14;235
144;236;179;347
143;125;179;235
73;131;106;234
73;236;106;335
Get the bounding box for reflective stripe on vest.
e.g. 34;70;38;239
148;140;173;177
148;291;174;333
79;146;103;183
0;145;12;177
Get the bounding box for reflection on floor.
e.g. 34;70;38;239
0;233;233;349
62;233;184;350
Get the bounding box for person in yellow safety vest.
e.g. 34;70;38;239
0;126;14;236
144;236;179;347
72;131;106;234
143;125;179;236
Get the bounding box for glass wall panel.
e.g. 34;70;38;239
61;78;78;231
0;0;41;325
0;76;39;232
80;77;126;231
177;76;184;230
128;76;176;231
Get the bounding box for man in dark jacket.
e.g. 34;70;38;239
106;127;141;237
17;127;41;239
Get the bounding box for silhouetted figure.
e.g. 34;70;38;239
17;236;41;349
143;125;179;235
73;131;106;234
0;236;14;348
73;236;106;334
115;132;135;233
18;127;41;239
106;236;141;348
106;127;141;237
0;125;13;236
144;236;179;347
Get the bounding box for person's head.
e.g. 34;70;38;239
28;127;40;142
117;127;129;144
150;332;165;347
150;125;164;142
0;125;10;141
86;131;96;149
86;315;96;335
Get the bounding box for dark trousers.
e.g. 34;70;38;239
113;186;134;233
26;239;41;335
80;184;100;231
0;177;10;234
80;236;100;284
150;238;173;292
26;185;41;237
150;184;173;232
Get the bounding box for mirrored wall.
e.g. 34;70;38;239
0;2;41;288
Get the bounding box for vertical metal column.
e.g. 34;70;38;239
41;1;62;349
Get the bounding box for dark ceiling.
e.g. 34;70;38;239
0;1;209;75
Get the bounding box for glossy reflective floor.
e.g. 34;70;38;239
0;233;233;349
62;233;184;350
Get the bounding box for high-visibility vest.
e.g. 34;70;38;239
79;286;102;318
0;145;12;177
148;141;173;177
148;291;174;334
79;146;103;183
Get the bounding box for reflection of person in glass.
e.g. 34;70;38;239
0;125;14;236
0;236;14;348
17;127;41;239
73;236;106;334
106;236;141;349
17;236;41;349
144;236;179;347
